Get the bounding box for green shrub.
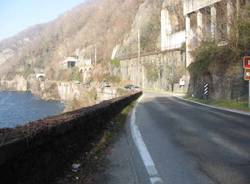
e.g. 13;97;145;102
110;59;120;68
69;68;82;82
188;42;239;80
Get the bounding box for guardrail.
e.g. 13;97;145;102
0;91;142;184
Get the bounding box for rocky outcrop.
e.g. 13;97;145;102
29;79;59;100
188;46;248;100
162;0;184;32
189;63;248;100
0;75;28;91
0;75;121;112
116;0;162;58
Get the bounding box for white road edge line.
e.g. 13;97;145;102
175;96;250;117
130;94;164;184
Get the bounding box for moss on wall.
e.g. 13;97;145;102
188;42;247;100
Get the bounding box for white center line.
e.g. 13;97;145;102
130;95;164;184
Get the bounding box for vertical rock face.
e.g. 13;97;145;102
161;0;185;51
27;78;59;100
162;0;184;33
189;63;248;100
116;0;163;58
14;75;28;91
0;75;28;91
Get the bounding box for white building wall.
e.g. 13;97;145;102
162;31;186;51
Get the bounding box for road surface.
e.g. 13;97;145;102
101;92;250;184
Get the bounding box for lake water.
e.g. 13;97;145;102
0;91;64;128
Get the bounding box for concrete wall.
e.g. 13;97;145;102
0;92;141;184
183;0;222;15
161;31;186;51
120;50;186;91
57;82;82;101
184;0;243;66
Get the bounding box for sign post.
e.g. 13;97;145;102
243;56;250;108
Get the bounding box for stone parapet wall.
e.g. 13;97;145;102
0;92;142;184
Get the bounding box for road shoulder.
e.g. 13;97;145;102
95;110;150;184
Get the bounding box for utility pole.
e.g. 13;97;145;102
94;44;97;66
138;28;142;87
138;29;141;63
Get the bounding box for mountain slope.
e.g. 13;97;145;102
0;0;145;79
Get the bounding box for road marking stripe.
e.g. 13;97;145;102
130;95;164;184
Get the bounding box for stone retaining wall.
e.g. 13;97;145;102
120;50;187;91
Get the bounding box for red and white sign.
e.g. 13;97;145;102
244;69;250;81
243;56;250;69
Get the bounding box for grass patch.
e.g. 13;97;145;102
184;96;250;112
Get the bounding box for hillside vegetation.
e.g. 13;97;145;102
0;0;146;79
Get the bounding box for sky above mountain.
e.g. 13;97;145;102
0;0;86;41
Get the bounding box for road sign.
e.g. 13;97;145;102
243;57;250;108
244;69;250;81
243;56;250;69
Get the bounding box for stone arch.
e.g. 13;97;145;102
36;74;45;81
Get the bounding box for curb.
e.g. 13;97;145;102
175;96;250;117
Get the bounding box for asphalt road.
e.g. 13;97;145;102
103;92;250;184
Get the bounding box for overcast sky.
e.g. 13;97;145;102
0;0;86;41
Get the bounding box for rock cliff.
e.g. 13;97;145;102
116;0;162;58
0;75;28;91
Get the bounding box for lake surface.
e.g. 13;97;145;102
0;91;64;128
